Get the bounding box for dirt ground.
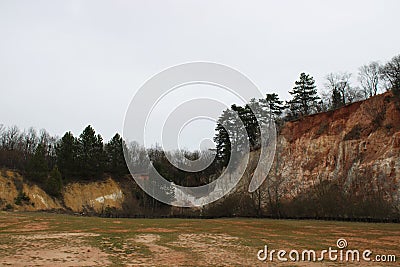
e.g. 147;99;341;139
0;212;399;266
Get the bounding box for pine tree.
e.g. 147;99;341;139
287;73;320;118
46;165;63;197
27;143;49;182
231;104;258;150
214;109;232;167
260;93;286;118
105;133;129;177
242;102;261;150
56;131;78;179
77;125;105;179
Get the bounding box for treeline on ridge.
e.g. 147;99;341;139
0;53;399;219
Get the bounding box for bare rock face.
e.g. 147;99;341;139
0;171;124;213
0;170;19;207
268;92;400;211
22;183;63;211
0;170;63;211
63;178;124;213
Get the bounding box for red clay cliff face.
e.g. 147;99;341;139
270;92;400;207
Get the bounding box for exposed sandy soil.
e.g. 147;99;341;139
0;232;110;266
0;212;399;266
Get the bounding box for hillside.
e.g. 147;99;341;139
262;91;400;218
0;92;399;219
0;170;128;214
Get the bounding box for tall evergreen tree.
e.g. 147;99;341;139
242;103;261;150
105;133;129;177
231;104;258;150
214;109;232;167
56;131;78;179
287;72;320;118
260;93;286;119
78;125;105;179
27;143;48;182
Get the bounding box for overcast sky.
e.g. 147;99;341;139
1;1;399;149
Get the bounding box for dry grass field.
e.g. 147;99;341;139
0;211;399;266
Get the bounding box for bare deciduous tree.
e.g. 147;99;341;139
380;54;400;90
325;72;352;105
4;126;21;151
324;72;364;110
23;127;38;155
0;124;4;145
358;61;381;97
346;86;365;103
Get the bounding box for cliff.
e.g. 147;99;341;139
263;91;400;217
0;170;129;214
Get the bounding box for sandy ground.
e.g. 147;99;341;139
0;212;398;266
0;232;111;266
